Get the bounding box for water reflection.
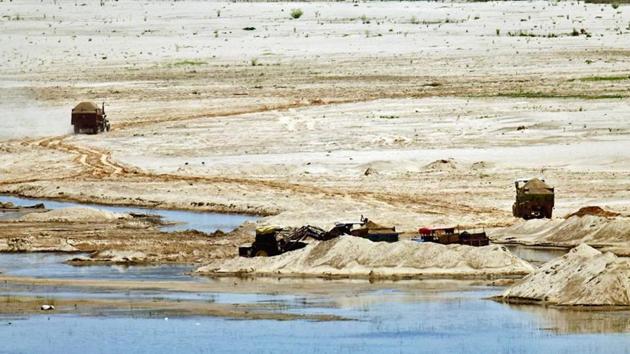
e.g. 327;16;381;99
504;303;630;334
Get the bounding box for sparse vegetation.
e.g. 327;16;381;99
506;28;591;38
290;8;303;19
172;60;207;67
579;75;630;81
496;92;625;99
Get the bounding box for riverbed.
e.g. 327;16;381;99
0;195;257;233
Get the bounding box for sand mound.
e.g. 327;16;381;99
566;206;621;219
424;158;458;171
471;161;492;170
500;244;630;306
70;250;148;264
490;215;630;248
196;236;534;279
19;207;130;223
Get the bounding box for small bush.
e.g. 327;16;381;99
290;8;303;19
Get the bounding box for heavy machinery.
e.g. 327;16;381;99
239;217;399;257
512;178;554;219
71;101;110;134
416;226;489;246
238;225;332;257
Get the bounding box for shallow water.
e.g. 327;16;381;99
504;245;567;266
0;253;192;281
0;286;628;354
0;252;627;353
0;195;257;233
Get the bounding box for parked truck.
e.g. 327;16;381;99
415;226;489;246
512;178;554;219
71;101;110;134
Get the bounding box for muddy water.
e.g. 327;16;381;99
0;285;628;354
0;195;257;233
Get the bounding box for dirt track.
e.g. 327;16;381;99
1;0;630;235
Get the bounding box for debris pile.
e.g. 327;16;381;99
499;244;630;306
565;206;621;219
197;236;534;279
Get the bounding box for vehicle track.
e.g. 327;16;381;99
7;98;504;218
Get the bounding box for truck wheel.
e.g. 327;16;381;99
545;208;553;219
254;249;269;257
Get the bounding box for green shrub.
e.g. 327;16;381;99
290;8;303;19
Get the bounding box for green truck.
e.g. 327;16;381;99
512;178;554;219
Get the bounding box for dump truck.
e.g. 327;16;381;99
327;216;399;243
239;217;399;257
416;226;489;246
512;178;554;219
71;101;110;134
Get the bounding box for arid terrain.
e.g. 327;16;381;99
2;0;630;232
0;1;629;326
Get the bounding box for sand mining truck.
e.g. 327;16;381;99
415;226;489;246
512;178;554;219
326;217;400;243
71;101;110;134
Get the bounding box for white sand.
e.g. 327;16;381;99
491;215;630;248
500;244;630;306
19;207;129;223
196;236;534;278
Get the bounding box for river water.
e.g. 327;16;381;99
0;284;628;354
0;195;257;233
0;197;627;353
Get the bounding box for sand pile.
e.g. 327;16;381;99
491;214;630;248
19;207;130;223
499;244;630;306
424;158;458;171
196;237;534;279
566;206;621;219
